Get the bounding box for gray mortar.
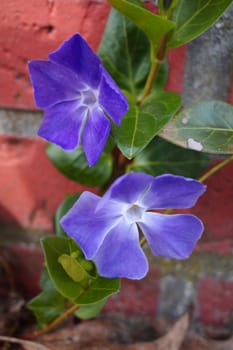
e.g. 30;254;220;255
182;3;233;105
151;251;233;321
0;108;42;137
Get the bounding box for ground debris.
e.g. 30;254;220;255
0;295;232;350
0;292;25;337
34;313;189;350
182;333;233;350
0;335;50;350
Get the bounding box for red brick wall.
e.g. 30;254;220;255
0;0;232;332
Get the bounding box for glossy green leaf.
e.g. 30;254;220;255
39;268;55;291
75;299;107;320
160;101;233;154
128;136;210;178
47;144;113;187
107;0;175;50
75;277;120;305
27;289;65;328
99;8;168;99
112;91;181;159
55;194;80;237
168;0;233;47
58;254;92;283
41;236;82;299
41;236;120;304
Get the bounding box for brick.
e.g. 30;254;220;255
103;267;160;318
0;0;188;111
196;277;233;327
193;160;233;243
0;135;94;230
166;45;187;93
0;0;110;109
196;240;233;255
7;244;44;298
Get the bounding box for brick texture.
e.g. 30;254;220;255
0;0;110;109
0;0;233;330
0;135;95;230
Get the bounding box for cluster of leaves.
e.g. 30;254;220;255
28;238;119;326
29;0;233;328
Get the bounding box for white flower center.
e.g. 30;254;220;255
81;89;98;109
124;204;145;224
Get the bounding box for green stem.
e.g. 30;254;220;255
22;303;80;339
166;0;179;18
158;0;178;16
138;56;161;104
199;155;233;183
138;0;178;105
140;236;147;247
138;36;168;105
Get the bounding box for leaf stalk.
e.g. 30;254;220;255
198;155;233;183
22;303;79;339
138;33;169;104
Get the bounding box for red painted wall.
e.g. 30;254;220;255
0;0;232;329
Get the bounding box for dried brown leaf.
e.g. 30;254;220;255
208;337;233;350
0;335;51;350
125;313;189;350
37;313;189;350
182;333;233;350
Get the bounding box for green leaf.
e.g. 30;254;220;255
41;236;120;304
112;91;181;159
128;136;210;178
99;9;168;99
55;194;80;237
153;61;168;92
159;101;233;154
75;277;120;305
27;289;65;328
75;299;107;320
47;144;113;187
58;254;91;283
39;268;55;291
168;0;233;47
107;0;175;50
41;236;82;299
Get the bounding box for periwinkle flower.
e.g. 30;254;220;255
28;34;128;166
61;172;206;280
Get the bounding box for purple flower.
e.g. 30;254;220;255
28;34;128;166
61;172;206;280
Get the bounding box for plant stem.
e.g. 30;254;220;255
140;236;147;247
138;0;178;105
198;155;233;183
138;35;168;104
138;57;161;103
23;303;79;339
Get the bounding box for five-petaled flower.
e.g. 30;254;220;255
61;172;206;280
28;34;128;166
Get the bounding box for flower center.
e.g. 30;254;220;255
124;204;145;224
81;89;98;108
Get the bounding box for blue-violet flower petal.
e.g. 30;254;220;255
61;172;206;280
28;33;128;166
